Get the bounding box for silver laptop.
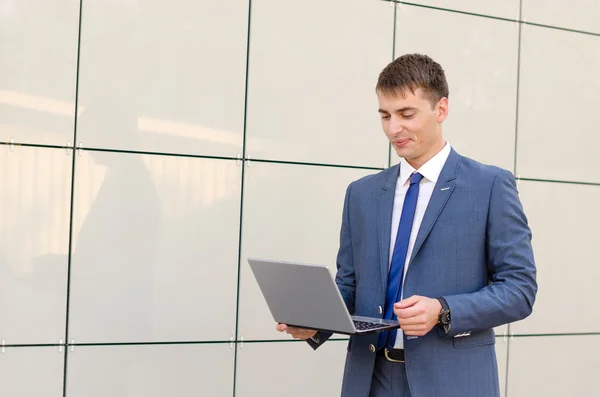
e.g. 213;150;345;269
247;258;400;335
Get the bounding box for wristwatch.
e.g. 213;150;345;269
309;333;320;344
436;297;451;334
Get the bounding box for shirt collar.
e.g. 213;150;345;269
398;141;451;186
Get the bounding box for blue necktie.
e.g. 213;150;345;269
377;172;423;351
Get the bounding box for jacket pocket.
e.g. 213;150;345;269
452;330;495;349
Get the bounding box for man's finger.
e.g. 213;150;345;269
400;322;428;331
398;314;428;327
395;304;424;319
276;323;288;332
284;326;313;338
398;317;419;327
290;332;308;340
400;325;418;333
403;328;426;336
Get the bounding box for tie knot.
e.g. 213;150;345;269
410;172;424;185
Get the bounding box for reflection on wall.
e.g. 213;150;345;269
0;146;71;342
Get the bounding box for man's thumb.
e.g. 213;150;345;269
395;295;420;309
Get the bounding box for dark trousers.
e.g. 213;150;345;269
369;355;412;397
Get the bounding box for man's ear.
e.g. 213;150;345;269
437;97;449;123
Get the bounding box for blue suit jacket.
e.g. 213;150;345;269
308;149;537;397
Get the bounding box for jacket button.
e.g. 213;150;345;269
369;344;376;353
377;306;383;315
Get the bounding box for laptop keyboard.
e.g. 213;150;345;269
353;320;387;331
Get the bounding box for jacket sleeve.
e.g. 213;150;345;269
442;169;538;337
307;183;357;350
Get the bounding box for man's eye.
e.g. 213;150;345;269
402;114;415;119
381;115;390;120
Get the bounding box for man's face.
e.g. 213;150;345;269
378;88;448;168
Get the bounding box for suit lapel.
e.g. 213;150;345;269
409;149;461;265
377;164;400;290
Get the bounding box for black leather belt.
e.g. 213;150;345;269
377;348;405;363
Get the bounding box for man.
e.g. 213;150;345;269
276;53;537;397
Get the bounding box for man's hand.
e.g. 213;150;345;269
276;323;317;340
394;295;442;336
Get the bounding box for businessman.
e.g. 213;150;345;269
276;54;537;397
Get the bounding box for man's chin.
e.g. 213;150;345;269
393;148;413;159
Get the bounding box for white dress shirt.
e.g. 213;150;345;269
390;141;451;349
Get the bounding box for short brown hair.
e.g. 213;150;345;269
376;53;449;108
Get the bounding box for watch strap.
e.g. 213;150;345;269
437;297;449;312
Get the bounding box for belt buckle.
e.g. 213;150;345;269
384;348;404;363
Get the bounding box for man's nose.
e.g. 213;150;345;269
389;117;405;134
